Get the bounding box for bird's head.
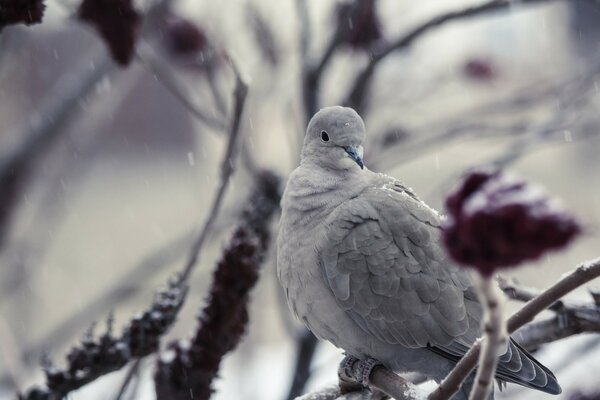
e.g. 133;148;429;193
301;106;366;171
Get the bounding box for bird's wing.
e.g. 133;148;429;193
317;182;482;349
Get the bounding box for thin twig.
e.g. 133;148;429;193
179;55;248;282
286;330;319;400
429;257;600;400
111;56;248;397
514;305;600;351
301;0;370;121
114;359;142;400
0;50;115;247
136;41;226;130
469;277;506;400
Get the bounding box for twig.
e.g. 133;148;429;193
469;277;506;400
286;330;319;400
514;304;600;350
112;56;248;398
300;0;370;121
497;276;564;311
114;359;142;400
343;0;597;114
429;257;600;400
0;50;115;247
18;277;188;399
499;277;600;350
179;55;248;282
136;41;226;130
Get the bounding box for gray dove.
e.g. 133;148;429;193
277;106;561;399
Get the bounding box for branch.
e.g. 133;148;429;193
179;55;248;282
429;257;600;400
343;0;596;114
513;304;600;350
301;0;371;121
136;41;227;130
286;330;319;400
0;50;115;247
469;277;506;400
18;277;188;399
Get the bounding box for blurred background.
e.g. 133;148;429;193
0;0;599;399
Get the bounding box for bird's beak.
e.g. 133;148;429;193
343;145;364;170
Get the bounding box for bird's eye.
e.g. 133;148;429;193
321;131;330;142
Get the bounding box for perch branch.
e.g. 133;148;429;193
429;257;600;400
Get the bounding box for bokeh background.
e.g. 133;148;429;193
1;0;599;399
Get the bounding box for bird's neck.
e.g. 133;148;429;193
281;164;371;229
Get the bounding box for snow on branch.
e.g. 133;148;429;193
18;276;188;400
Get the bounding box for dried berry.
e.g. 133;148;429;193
335;0;382;50
463;58;496;81
0;0;45;29
163;16;208;57
442;168;581;275
155;171;281;400
78;0;141;65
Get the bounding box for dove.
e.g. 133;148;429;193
277;106;561;399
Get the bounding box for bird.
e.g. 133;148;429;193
277;106;561;399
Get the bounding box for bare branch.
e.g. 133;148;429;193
136;41;227;130
514;303;600;350
114;359;142;400
429;257;600;400
286;330;320;400
0;50;115;247
469;277;507;400
179;55;248;282
301;0;372;121
18;277;188;399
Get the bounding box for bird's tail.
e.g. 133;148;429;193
494;338;561;395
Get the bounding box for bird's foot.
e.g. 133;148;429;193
356;357;383;386
338;354;363;393
338;354;383;387
339;354;360;382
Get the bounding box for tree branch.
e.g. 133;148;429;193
0;50;115;248
301;0;371;122
136;41;227;131
179;55;248;282
469;277;506;400
429;257;600;400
